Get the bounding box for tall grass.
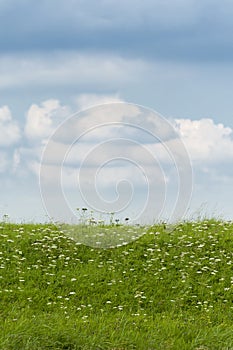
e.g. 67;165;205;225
0;220;233;349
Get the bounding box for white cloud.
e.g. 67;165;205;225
176;118;233;163
24;99;71;141
0;53;148;90
0;106;21;146
75;93;123;110
3;96;233;223
38;102;181;171
38;100;189;222
3;98;233;218
6;97;233;186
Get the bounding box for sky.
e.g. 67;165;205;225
0;0;233;223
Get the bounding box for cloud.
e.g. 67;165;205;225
0;53;148;90
37;101;182;170
75;93;122;110
2;97;232;220
24;99;71;141
1;0;233;61
2;96;233;222
38;101;191;227
0;106;21;146
4;97;233;184
176;118;233;163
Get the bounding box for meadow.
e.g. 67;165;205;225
0;220;233;349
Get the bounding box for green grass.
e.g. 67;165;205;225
0;220;233;349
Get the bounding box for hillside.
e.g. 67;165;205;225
0;220;233;349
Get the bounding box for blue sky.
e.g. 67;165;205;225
0;0;233;223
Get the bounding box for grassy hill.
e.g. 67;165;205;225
0;220;233;349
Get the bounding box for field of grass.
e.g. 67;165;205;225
0;220;233;349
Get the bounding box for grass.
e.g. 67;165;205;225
0;220;233;349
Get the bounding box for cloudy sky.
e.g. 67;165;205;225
0;0;233;223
